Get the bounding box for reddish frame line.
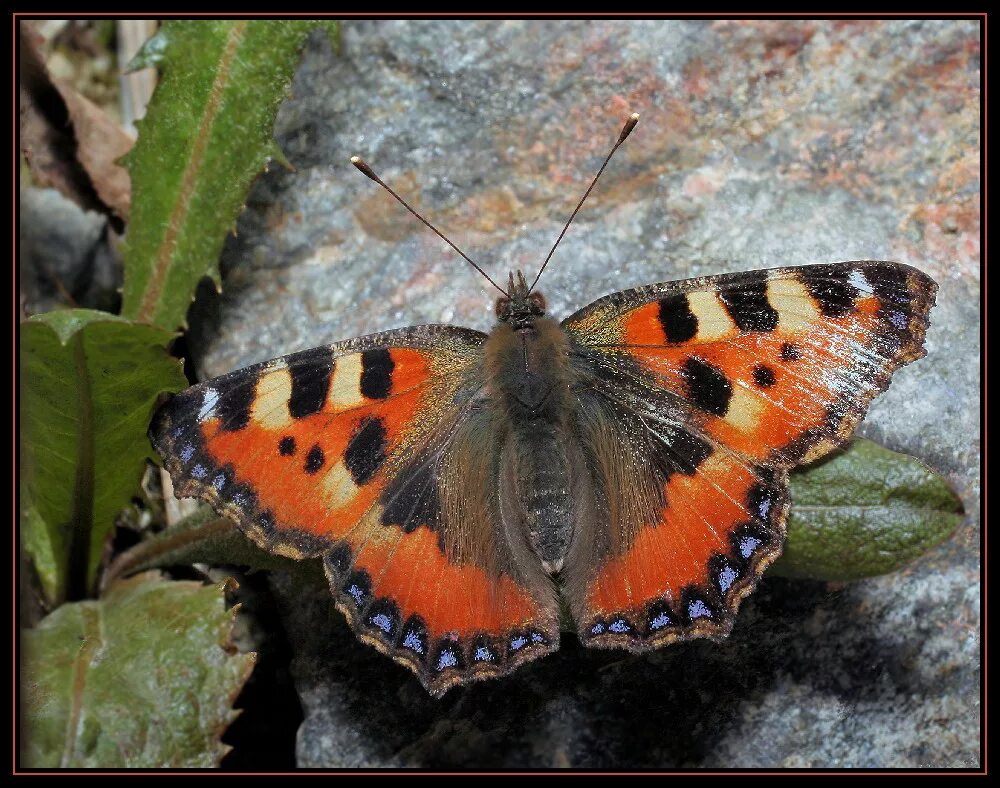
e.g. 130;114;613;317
12;10;987;777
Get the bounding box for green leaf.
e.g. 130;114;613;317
120;20;339;331
21;498;60;604
20;309;187;602
21;573;255;768
774;439;963;581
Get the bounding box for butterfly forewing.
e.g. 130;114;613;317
151;324;560;696
560;261;936;650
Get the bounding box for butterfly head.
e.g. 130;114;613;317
495;270;547;329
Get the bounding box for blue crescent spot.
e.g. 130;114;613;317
888;310;909;329
212;473;227;491
688;599;712;619
757;495;772;520
179;443;195;462
474;646;494;662
740;535;762;559
231;491;247;507
609;619;631;633
650;612;672;630
191;464;207;479
590;622;606;635
347;584;364;605
718;564;739;593
531;632;544;643
369;612;393;633
436;649;458;670
510;636;528;651
403;630;424;654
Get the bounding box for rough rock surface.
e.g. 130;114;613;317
190;20;980;768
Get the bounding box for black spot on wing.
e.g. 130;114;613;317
288;347;334;419
279;436;296;456
658;294;698;343
216;378;256;432
360;349;394;400
752;364;777;388
780;342;801;361
344;417;388;485
380;459;441;533
648;425;713;480
803;267;858;318
681;357;733;417
304;444;325;474
719;270;778;332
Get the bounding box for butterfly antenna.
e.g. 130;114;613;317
350;156;509;296
529;112;640;292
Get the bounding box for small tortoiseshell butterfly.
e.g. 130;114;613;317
152;114;937;696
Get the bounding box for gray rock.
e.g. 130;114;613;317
19;187;122;315
192;20;979;768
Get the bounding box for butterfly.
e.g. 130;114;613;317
150;114;937;697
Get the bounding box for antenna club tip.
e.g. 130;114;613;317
618;112;640;143
351;156;380;182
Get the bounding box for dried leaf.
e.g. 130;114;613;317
18;24;132;221
52;80;133;220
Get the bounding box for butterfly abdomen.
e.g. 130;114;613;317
487;317;580;573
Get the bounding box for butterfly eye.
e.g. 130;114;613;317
495;296;511;319
528;292;547;315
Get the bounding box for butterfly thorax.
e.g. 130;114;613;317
485;306;580;574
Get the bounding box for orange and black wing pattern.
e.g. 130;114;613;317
561;261;936;650
151;325;559;696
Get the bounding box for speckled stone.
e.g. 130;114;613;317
19;187;122;315
190;20;979;768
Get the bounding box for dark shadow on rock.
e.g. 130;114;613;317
271;572;964;768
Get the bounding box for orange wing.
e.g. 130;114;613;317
561;262;936;649
151;325;559;696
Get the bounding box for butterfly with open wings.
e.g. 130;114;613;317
151;114;936;696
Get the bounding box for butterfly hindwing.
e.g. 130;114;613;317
560;261;936;649
151;325;559;695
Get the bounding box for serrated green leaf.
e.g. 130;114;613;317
21;573;255;768
774;439;963;581
20;310;187;601
120;20;339;331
